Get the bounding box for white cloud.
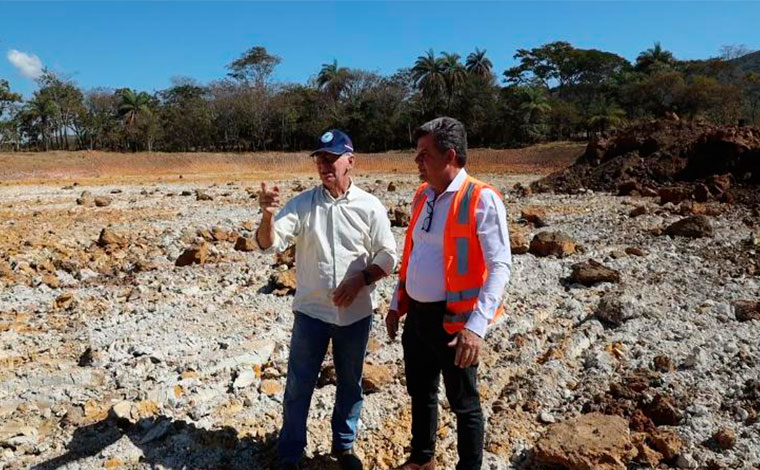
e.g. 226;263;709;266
7;49;44;79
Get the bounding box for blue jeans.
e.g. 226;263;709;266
278;312;372;463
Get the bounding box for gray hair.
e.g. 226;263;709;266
413;116;468;167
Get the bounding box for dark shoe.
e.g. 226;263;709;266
334;448;363;470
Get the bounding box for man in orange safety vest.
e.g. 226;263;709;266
386;117;512;470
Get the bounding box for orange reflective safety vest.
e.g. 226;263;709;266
395;174;504;334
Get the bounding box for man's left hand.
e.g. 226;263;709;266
332;273;365;308
448;329;483;368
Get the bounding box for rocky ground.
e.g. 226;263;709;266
1;171;759;470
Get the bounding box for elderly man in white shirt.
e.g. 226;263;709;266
386;117;511;470
257;129;397;470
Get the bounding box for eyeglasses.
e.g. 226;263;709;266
421;200;434;232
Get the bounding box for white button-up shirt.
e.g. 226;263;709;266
391;169;512;337
263;182;397;326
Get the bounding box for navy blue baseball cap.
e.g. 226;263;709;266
310;129;354;156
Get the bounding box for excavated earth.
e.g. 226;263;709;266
1;169;759;470
533;119;760;208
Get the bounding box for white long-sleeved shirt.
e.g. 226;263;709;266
262;182;397;326
391;169;511;337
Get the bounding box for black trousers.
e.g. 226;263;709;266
401;299;484;470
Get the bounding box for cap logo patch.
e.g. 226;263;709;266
321;131;334;143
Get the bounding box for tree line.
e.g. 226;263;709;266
1;41;759;153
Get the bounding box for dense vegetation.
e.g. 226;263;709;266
1;42;759;152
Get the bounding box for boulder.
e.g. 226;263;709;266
629;206;647;218
533;412;636;470
97;228;128;248
653;355;675;372
521;206;547;227
571;259;621;286
529;231;577;257
211;226;233;242
649;429;683;460
595;290;638;326
659;187;691;205
625;247;646;257
234;237;257;252
644;394;682;426
390;206;410;227
175;242;209;267
94;196;111;207
275;245;296;267
712;427;736;450
362;364;394;393
271;268;296;295
76;191;94;206
733;300;760;322
196;190;213;201
260;379;283;396
509;225;530;255
664;215;714;238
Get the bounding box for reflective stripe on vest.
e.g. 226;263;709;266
457;182;475;224
444;312;473;324
446;287;481;302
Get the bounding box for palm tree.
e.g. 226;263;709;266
412;49;446;98
635;42;676;72
440;52;467;110
519;87;551;123
118;89;151;127
465;48;493;79
118;89;152;151
317;59;350;98
587;99;626;136
518;87;552;143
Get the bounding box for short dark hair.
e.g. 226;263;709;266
413;116;468;167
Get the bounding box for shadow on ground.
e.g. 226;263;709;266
33;410;342;470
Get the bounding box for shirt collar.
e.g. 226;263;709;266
425;168;468;199
322;179;355;201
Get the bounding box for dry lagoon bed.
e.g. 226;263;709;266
0;169;759;470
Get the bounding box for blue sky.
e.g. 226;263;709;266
2;1;759;97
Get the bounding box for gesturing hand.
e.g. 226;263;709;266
448;329;483;368
332;272;364;308
258;182;280;216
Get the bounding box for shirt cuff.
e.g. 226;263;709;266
371;251;395;277
389;283;400;311
464;311;489;338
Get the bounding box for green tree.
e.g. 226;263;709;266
317;59;351;99
117;89;155;151
440;52;467;111
465;48;494;79
412;49;446;98
742;72;760;123
0;80;23;150
35;70;85;150
517;86;551;142
586;99;625;136
227;46;282;87
635;42;676;73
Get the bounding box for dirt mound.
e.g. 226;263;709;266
533;119;760;205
